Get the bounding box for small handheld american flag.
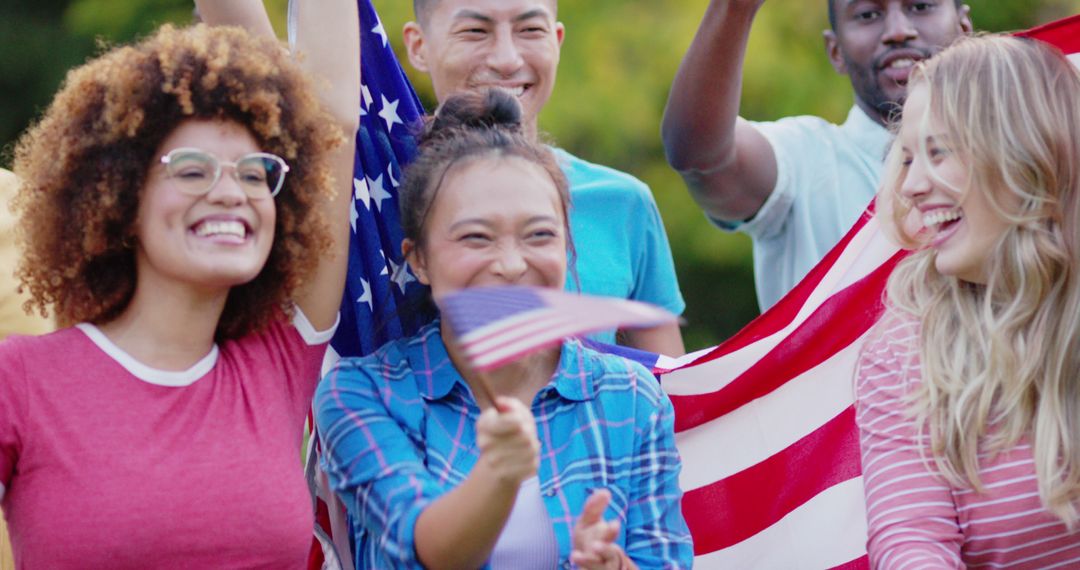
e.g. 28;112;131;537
437;285;677;372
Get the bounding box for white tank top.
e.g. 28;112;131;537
489;477;560;569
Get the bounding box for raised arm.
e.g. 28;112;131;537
196;0;360;331
193;1;276;39
660;0;778;223
288;0;360;331
316;362;540;569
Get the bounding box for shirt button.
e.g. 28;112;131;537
545;486;557;497
560;561;572;569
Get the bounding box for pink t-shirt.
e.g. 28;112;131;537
0;313;333;569
856;315;1080;569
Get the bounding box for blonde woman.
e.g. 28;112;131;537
856;35;1080;568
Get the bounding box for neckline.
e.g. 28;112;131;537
76;323;219;387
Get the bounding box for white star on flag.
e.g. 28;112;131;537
372;20;388;48
378;95;403;132
379;250;389;276
359;83;373;117
354;177;371;210
349;199;359;232
388;257;416;294
387;164;399;188
368;172;392;212
356;278;373;311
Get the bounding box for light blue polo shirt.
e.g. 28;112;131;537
554;149;685;344
714;106;891;310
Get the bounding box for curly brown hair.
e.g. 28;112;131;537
12;23;344;339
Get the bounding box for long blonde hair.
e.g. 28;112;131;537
880;35;1080;524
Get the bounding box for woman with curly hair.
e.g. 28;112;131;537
856;35;1080;568
0;1;359;566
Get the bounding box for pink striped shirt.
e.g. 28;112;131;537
856;315;1080;569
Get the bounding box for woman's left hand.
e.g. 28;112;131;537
570;489;637;570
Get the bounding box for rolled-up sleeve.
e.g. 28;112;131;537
314;359;444;567
624;364;694;567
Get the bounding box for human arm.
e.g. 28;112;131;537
620;323;684;357
282;0;359;331
192;1;276;38
196;0;360;331
620;181;684;356
660;0;778;223
581;363;692;568
855;322;965;569
414;396;540;569
315;360;539;568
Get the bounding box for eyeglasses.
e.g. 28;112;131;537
160;148;290;199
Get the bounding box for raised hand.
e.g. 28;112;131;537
475;396;540;487
570;489;636;570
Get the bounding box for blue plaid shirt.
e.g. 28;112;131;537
315;321;693;569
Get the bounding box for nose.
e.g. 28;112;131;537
486;26;525;77
204;169;248;207
881;5;917;45
899;156;932;203
491;242;528;282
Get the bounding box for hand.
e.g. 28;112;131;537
570;489;633;570
475;396;539;487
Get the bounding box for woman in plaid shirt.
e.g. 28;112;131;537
315;88;692;570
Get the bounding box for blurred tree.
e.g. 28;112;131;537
3;0;1078;349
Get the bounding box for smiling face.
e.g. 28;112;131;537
404;0;564;137
825;0;971;124
135;119;277;295
896;84;1013;284
404;155;567;299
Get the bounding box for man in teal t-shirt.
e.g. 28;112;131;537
402;0;685;354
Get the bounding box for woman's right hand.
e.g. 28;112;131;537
475;396;540;487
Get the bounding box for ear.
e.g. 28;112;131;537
402;238;430;285
403;21;430;73
823;29;847;75
957;4;973;35
555;21;565;47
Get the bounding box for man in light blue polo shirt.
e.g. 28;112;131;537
403;0;685;354
662;0;972;309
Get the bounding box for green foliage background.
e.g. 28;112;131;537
2;0;1077;349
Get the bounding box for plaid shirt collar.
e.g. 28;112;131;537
407;320;601;403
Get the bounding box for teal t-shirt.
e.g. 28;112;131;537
554;149;685;344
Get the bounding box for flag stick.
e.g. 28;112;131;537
444;330;499;410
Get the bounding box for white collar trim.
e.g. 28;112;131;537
76;323;219;388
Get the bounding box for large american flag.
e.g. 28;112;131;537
307;2;1080;567
661;17;1080;568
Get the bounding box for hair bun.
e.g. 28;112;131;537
423;88;523;143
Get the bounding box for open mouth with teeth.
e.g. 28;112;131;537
191;219;250;242
880;57;920;86
922;208;963;245
484;85;529;98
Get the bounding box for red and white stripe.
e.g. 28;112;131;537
661;208;904;569
664;21;1080;568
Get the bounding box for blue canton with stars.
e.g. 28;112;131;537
332;0;431;358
